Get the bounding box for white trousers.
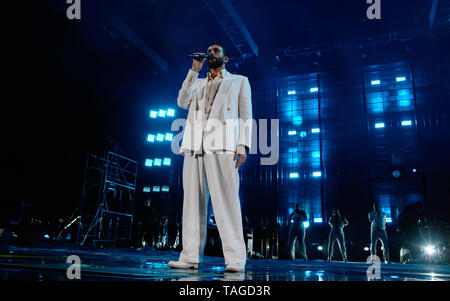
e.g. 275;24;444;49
178;153;247;266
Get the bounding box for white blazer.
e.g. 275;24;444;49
177;69;253;155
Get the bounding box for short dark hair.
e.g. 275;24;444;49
209;42;228;58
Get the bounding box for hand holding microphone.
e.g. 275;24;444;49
189;52;210;72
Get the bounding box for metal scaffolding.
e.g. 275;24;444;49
76;151;137;247
203;0;258;59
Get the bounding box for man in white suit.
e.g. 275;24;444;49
168;43;252;273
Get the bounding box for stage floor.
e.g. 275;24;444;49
0;245;449;281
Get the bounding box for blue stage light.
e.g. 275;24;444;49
154;158;162;166
396;76;406;82
288;130;297;136
156;133;164;141
371;80;381;85
150;110;158;118
386;217;392;223
303;221;310;228
163;158;171;166
300;131;307;138
287;158;299;164
165;133;173;141
147;134;155;142
287;147;298;153
310;87;319;92
167;108;175;117
312;171;322;177
289;172;299;179
153;186;160;192
399;100;412;107
311;128;320;133
145;159;153;167
292;115;303;126
314;218;323;223
367;95;384;113
158;109;166;117
398;89;410;97
401;120;412;126
288;90;296;95
162;185;169;192
375;122;385;128
312;151;320;158
397;89;412;107
412;168;417;173
143;186;151;192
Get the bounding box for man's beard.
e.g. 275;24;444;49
207;56;225;69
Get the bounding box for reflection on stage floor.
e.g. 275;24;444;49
0;246;449;281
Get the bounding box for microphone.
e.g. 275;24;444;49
187;53;211;61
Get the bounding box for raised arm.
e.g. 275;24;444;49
177;54;207;110
177;69;199;110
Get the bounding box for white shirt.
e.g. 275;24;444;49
204;69;229;119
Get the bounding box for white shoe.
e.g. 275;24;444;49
225;263;245;273
168;261;199;269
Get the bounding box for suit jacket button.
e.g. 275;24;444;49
227;108;231;111
223;121;226;125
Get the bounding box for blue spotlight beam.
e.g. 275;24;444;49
202;0;258;58
429;0;439;28
110;16;168;72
